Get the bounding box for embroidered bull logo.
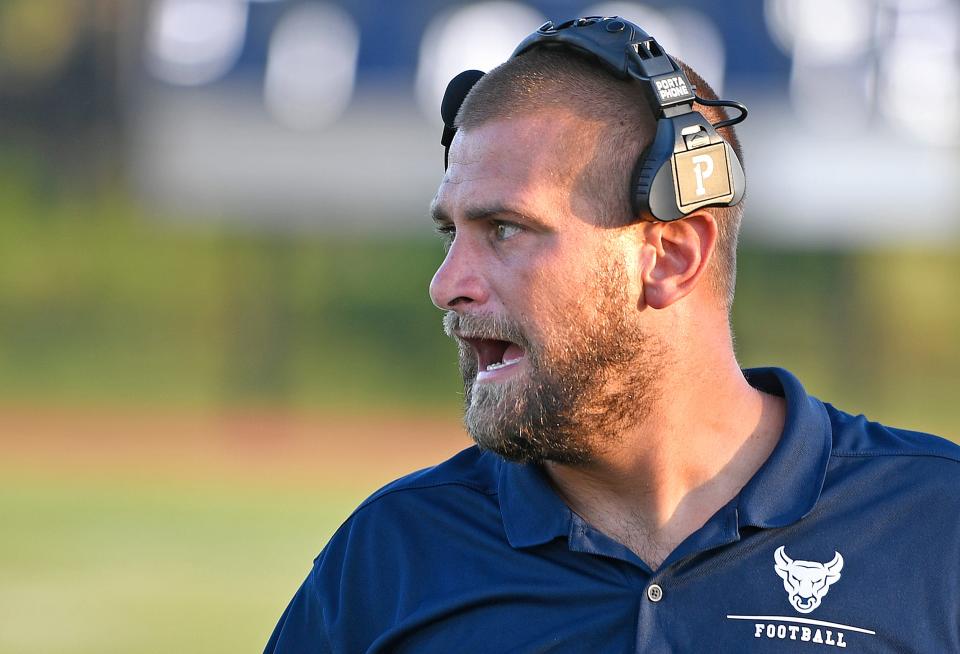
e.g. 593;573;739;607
774;546;843;614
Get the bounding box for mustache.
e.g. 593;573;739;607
442;311;530;350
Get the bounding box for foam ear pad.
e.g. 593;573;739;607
442;70;485;129
632;118;684;222
441;70;485;168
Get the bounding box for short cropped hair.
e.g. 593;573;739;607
456;47;744;309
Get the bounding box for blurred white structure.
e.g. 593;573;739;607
877;0;960;145
131;0;960;245
145;0;248;86
415;2;545;119
264;3;360;130
766;0;960;146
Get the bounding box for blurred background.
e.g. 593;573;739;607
0;0;956;652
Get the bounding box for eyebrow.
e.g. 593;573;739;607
430;202;550;230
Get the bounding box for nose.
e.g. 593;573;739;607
429;237;489;310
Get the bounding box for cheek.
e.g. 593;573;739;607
513;253;572;319
488;240;559;308
524;261;605;342
496;230;625;326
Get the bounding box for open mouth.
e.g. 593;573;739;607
463;337;527;381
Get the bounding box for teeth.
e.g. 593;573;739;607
485;357;522;372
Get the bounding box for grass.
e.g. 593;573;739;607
0;470;371;654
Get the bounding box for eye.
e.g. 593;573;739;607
493;221;521;241
435;223;456;248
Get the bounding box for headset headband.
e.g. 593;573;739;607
440;16;748;222
513;17;694;117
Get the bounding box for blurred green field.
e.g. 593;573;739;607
0;470;366;654
0;158;462;410
0;155;957;433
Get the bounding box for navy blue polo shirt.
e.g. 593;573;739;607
265;368;960;652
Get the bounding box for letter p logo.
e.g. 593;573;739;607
691;154;714;196
674;144;731;209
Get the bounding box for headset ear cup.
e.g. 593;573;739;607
630;145;655;219
633;118;747;221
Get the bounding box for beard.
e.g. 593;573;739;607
443;262;662;466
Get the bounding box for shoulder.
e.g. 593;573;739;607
264;448;503;654
355;444;500;515
313;445;503;569
826;403;960;464
817;405;960;565
824;404;960;500
297;447;506;648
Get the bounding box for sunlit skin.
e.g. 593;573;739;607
430;114;631;385
429;109;786;569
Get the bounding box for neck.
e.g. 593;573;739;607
543;324;785;569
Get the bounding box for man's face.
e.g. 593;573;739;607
429;113;660;464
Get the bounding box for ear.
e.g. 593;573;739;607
639;210;718;310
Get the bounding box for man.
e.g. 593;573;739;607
266;17;960;653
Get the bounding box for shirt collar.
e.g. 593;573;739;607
736;366;833;528
497;455;573;549
496;366;833;549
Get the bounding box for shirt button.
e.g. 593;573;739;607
647;584;663;603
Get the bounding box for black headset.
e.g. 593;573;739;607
439;16;747;223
